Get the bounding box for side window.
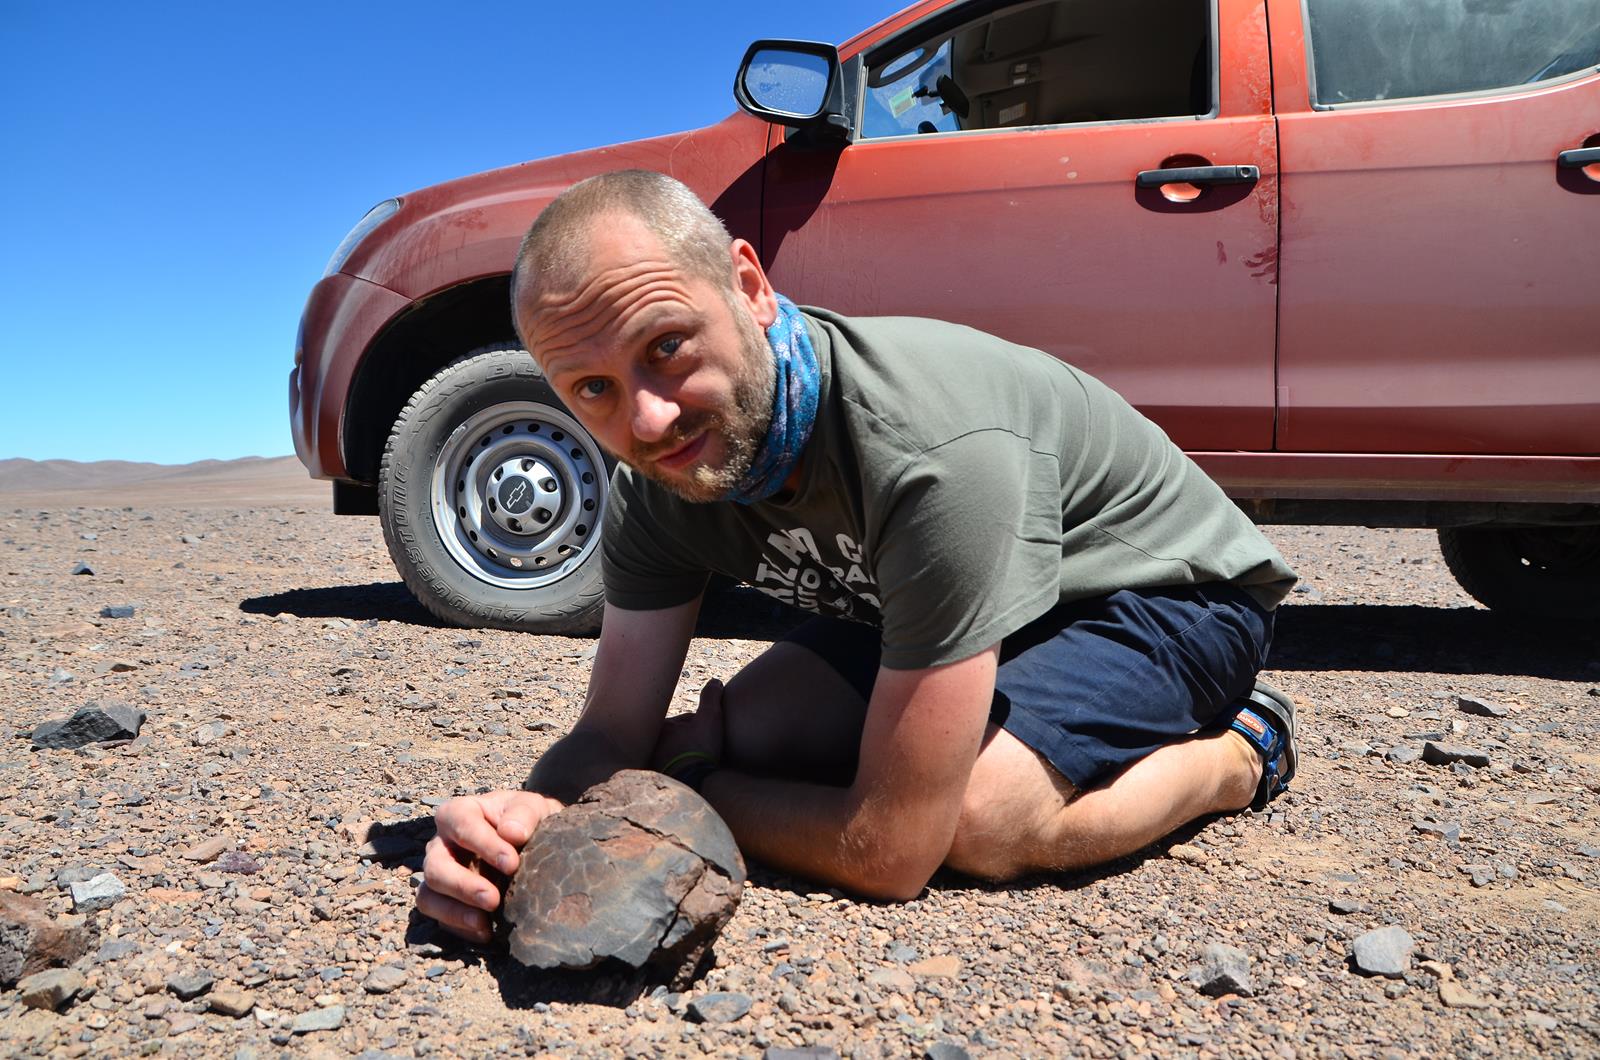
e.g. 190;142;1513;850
1306;0;1600;106
860;0;1211;140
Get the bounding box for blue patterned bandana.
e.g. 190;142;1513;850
726;294;820;505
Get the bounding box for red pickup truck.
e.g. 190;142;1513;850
291;0;1600;632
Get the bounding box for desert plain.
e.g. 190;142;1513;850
1;456;1597;1058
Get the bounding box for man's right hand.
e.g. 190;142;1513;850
415;790;562;944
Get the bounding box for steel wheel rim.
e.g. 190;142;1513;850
430;401;606;590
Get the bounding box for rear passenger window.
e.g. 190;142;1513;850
861;0;1211;139
1305;0;1600;106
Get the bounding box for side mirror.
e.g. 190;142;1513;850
734;39;851;142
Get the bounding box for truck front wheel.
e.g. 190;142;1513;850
378;347;613;634
1437;525;1600;623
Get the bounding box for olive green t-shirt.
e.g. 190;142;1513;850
602;308;1297;670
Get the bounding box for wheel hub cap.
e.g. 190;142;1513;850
429;402;606;590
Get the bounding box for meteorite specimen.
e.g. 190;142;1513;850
502;769;745;987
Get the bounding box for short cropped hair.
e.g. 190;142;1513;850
511;170;734;335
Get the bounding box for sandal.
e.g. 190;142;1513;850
1227;679;1298;811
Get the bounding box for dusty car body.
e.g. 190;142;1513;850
292;0;1600;630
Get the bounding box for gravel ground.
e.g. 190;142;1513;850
1;504;1597;1058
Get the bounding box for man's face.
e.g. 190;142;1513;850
516;214;776;503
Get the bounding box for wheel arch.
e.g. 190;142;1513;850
342;274;519;485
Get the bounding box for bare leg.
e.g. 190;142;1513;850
947;724;1263;880
717;642;869;783
710;639;1266;882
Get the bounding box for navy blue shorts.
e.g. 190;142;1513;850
781;584;1274;790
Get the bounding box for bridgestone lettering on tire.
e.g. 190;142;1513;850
1437;525;1600;623
379;347;613;633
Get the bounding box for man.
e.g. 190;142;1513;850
416;170;1299;944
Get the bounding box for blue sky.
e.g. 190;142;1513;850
0;0;873;465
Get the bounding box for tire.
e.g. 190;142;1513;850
378;346;614;634
1437;525;1600;622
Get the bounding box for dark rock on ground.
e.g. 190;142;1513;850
503;770;745;988
1422;742;1491;768
98;605;135;619
1456;694;1511;718
1189;942;1255;997
30;702;146;749
1352;926;1415;978
167;969;214;999
1329;898;1366;915
69;561;94;575
687;991;753;1024
0;891;93;986
925;1044;974;1060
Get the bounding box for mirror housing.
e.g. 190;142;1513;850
734;39;851;143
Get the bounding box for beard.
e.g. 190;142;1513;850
629;302;774;503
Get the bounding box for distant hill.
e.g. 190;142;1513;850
0;455;331;509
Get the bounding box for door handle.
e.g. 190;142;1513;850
1136;165;1260;188
1557;147;1600;167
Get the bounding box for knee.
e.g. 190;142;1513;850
945;791;1028;882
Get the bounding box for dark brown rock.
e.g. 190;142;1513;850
30;701;145;749
502;770;745;988
0;890;94;987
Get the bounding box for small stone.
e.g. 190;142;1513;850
98;605;136;620
94;939;140;963
868;967;916;992
1385;745;1422;765
925;1045;973;1060
764;1049;841;1060
1422;742;1490;768
686;992;752;1024
290;1005;345;1034
208;989;255;1018
166;970;214;1000
1168;844;1208;864
180;534;202;545
192;721;230;746
1413;820;1462;845
31;703;146;749
1188;942;1254;997
1463;864;1495;888
1577;845;1600;859
215;851;261;875
1456;695;1511;718
71;561;95;575
1351;926;1414;978
362;965;407;994
886;941;918;963
1328;897;1366;915
0;891;93;986
1525;1011;1559;1031
69;873;126;913
1439;981;1493;1009
165;1012;201;1035
181;837;231;863
909;954;962;979
17;967;86;1010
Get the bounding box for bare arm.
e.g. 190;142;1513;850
523;596;702;800
703;645;998;901
417;596;700;941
